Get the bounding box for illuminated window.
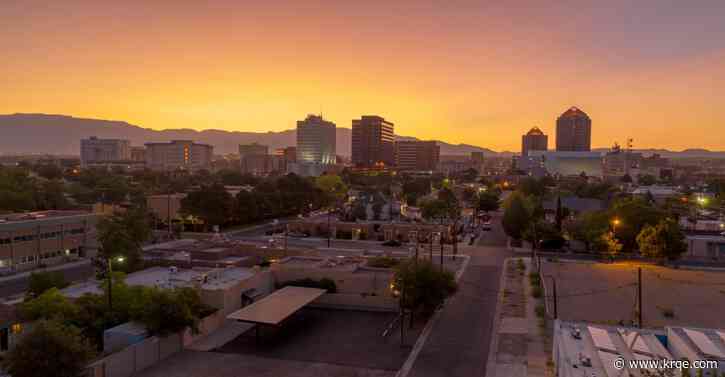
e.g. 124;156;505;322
11;323;22;334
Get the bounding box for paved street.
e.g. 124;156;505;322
405;213;511;377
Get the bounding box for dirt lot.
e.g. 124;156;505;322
540;260;725;328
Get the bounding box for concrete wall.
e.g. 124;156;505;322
200;270;275;316
272;267;394;297
311;293;398;312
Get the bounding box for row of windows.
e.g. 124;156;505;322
0;228;86;244
15;248;79;264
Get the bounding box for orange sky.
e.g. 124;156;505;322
2;0;725;151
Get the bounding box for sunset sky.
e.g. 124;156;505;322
2;0;725;151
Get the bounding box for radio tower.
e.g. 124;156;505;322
625;138;634;175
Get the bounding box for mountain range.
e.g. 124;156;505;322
1;113;724;159
0;113;503;157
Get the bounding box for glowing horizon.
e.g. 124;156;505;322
2;1;724;151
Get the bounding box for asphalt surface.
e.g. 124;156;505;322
406;213;510;377
0;262;94;298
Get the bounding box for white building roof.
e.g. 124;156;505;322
554;320;679;377
668;326;725;360
61;266;256;298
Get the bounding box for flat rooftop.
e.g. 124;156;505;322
61;266;256;298
555;320;676;377
0;210;93;223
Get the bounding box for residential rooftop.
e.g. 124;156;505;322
554;320;678;377
61;266;257;298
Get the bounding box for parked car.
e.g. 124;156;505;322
481;221;492;231
382;239;402;247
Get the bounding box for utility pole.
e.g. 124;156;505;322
552;277;558;320
638;267;643;328
440;236;444;273
327;210;332;248
400;284;406;347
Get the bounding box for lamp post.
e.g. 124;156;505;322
611;218;620;235
107;256;125;313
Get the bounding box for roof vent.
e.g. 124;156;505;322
572;327;582;339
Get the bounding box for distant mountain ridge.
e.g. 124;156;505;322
0;113;722;159
0;113;502;156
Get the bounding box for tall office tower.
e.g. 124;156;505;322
80;137;131;167
351;115;395;168
556;107;591;152
238;143;270;175
394;140;440;171
521;127;548;156
144;140;213;171
296;115;336;164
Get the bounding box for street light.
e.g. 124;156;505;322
107;256;125;313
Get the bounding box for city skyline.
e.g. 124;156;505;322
2;1;725;151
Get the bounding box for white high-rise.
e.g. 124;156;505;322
296;114;336;165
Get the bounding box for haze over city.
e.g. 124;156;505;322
2;0;725;151
3;3;725;377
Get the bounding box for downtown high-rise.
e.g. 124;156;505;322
521;127;548;156
351;115;395;168
296;114;336;165
555;107;591;152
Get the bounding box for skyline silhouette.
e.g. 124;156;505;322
2;0;724;150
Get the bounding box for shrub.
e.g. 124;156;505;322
367;256;400;268
529;272;541;287
531;286;542;298
281;278;337;293
535;304;546;318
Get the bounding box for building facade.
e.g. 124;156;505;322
238;143;270;175
0;211;99;274
351;115;395;168
394;140;440;171
80;137;131;167
144;140;213;171
296;115;336;165
521;127;548;156
556;107;591;152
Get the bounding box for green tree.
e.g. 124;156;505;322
393;259;457;315
180;183;233;230
611;197;665;251
565;211;610;252
136;287;205;336
636;218;687;260
26;271;69;299
315;174;348;204
518;177;548;197
97;209;151;271
19;288;78;321
401;178;431;206
502;192;532;240
420;198;448;222
2;320;95;377
602;232;623;256
234;190;260;224
476;190;501;213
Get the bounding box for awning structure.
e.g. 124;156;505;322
226;286;326;326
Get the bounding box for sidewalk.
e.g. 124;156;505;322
485;257;551;377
